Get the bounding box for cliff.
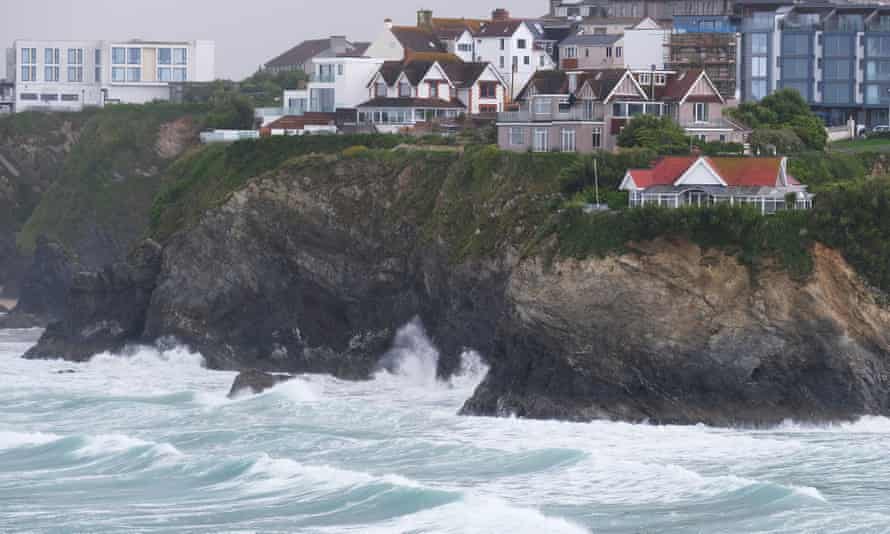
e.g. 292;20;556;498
24;145;890;426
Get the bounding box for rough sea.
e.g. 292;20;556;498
1;321;889;534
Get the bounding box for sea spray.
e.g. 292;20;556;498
375;317;441;386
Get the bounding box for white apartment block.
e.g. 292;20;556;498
8;39;214;112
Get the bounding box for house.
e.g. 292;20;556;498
496;67;745;153
259;113;338;136
264;36;369;74
0;80;13;113
10;39;215;112
416;10;486;62
364;19;451;61
473;9;558;98
559;34;624;70
356;59;507;132
619;156;813;212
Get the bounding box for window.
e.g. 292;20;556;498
524;56;530;65
94;49;102;82
782;34;809;55
158;48;172;65
61;94;79;102
719;134;726;143
510;127;525;145
823;82;851;104
612;102;626;117
499;56;505;68
513;56;518;67
751;57;767;77
517;39;527;49
751;80;767;100
540;55;546;67
751;34;768;55
628;103;644;117
428;82;438;99
173;68;187;82
173;48;187;65
561;128;576;152
399;82;411;97
40;93;59;102
20;93;38;101
533;128;549;152
592;127;602;148
337;63;344;76
127;47;141;65
67;48;83;82
20;47;37;82
458;43;472;52
44;48;60;82
653;73;666;85
310;88;335;112
616;46;622;58
375;81;387;97
638;72;651;85
479;82;497;99
823;35;852;57
694;103;709;122
534;97;551;114
824;59;851;80
158;67;172;81
782;58;808;79
479;104;498;113
112;67;126;82
866;36;890;57
866;61;890;82
606;47;612;58
564;47;577;58
112;47;126;64
499;39;505;51
127;67;141;82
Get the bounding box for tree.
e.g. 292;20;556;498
559;148;657;195
204;94;255;130
616;115;690;155
726;88;827;152
749;128;804;155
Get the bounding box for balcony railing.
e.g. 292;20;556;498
310;73;335;83
497;108;604;122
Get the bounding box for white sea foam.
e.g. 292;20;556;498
0;430;60;450
375;317;440;387
72;434;183;459
774;416;890;434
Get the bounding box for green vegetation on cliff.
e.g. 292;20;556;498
17;104;207;266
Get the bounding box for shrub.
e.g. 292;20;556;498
750;128;804;155
342;145;370;158
617;115;691;155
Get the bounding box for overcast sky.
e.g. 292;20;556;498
1;0;545;80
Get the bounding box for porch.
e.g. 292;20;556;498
628;186;814;214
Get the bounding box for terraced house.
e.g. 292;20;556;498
497;67;745;153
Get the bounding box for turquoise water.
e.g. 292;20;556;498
1;322;890;534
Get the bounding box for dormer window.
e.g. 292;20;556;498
654;73;666;86
376;81;387;97
399;82;412;97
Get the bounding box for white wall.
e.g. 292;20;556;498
193;40;216;82
465;66;505;114
364;26;405;60
622;30;667;70
475;23;555;98
311;57;384;109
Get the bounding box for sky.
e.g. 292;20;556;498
1;0;545;80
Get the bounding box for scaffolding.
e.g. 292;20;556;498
667;32;737;99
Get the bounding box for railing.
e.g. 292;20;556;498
310;73;335;83
497;108;604;122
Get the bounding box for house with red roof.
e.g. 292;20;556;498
619;156;813;213
497;67;747;153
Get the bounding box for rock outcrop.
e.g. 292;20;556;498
24;240;162;362
227;370;295;398
24;155;890;426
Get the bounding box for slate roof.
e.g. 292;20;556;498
559;33;622;47
265;39;331;69
517;68;632;99
391;26;447;54
442;62;492;88
357;97;465;109
431;18;486;40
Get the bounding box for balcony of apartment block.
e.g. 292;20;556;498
498;106;605;123
740;18;776;33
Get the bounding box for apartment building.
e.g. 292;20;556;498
497;68;745;153
669;15;739;99
737;1;890;127
546;0;736;21
9;39;214;112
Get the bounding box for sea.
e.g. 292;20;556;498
1;320;889;534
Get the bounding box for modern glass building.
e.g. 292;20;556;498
738;2;890;127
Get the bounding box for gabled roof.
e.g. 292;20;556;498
372;59;465;87
431;17;486;40
517;70;570;97
475;19;524;37
391;26;448;54
357;97;465;109
338;42;370;58
265;39;332;69
442;62;502;88
623;157;789;190
560;33;623;47
517;68;634;100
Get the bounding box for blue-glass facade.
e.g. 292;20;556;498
673;16;737;34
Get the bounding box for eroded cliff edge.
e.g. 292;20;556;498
24;148;890;425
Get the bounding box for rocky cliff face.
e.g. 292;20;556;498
24;152;890;426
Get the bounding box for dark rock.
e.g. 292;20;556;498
24;240;162;362
55;369;77;374
0;312;49;329
228;369;294;398
11;237;78;324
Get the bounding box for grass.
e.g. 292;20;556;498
828;136;890;153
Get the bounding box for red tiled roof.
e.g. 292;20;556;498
265;113;336;130
627;157;784;188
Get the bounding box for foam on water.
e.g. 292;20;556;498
0;325;887;533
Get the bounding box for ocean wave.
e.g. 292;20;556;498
88;343;207;370
70;433;183;460
773;415;890;433
0;430;60;450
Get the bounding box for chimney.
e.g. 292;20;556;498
330;35;348;55
384;18;393;30
492;8;510;21
417;9;433;29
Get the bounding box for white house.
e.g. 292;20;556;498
9;39;215;112
473;10;557;98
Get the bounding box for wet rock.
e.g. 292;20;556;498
227;369;294;398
